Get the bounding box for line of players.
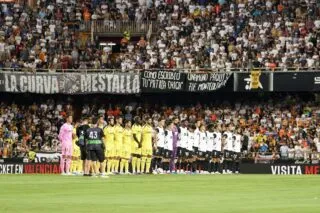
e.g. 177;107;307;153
70;115;242;175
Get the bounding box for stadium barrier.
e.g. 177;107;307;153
1;69;320;94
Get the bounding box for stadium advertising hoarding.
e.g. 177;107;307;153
241;163;320;175
0;72;140;94
141;70;232;92
0;163;60;174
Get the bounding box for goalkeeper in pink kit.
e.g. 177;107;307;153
58;115;74;175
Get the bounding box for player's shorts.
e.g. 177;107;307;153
155;147;164;156
72;146;81;158
184;150;194;158
193;147;198;154
224;150;233;159
177;147;183;158
80;146;87;160
121;149;131;159
233;152;241;161
141;147;152;156
87;148;105;163
132;146;142;156
206;151;212;159
212;150;221;158
62;144;73;156
164;149;172;158
197;150;206;159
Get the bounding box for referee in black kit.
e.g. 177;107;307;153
84;117;108;178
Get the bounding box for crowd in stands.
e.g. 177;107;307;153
1;0;320;71
1;94;320;160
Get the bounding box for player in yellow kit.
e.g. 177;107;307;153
131;117;142;174
114;116;124;174
103;117;115;175
141;117;154;174
71;123;82;175
120;120;132;174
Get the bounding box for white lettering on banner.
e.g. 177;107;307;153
142;71;183;90
187;73;231;92
5;74;59;94
0;164;23;174
271;165;302;175
80;73;139;94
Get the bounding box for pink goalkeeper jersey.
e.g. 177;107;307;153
58;123;73;145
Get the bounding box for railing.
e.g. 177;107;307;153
80;20;159;34
2;67;320;73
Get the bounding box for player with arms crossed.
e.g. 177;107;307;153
186;123;196;173
71;122;82;175
163;120;174;173
141;117;154;174
104;117;115;175
120;120;132;174
84;117;107;177
177;120;188;174
206;124;215;174
58;115;73;175
198;124;208;174
131;117;142;174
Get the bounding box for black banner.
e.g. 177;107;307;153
0;72;140;94
141;70;185;92
186;73;232;92
273;72;320;91
241;163;320;175
233;70;274;92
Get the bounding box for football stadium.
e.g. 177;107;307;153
1;0;320;212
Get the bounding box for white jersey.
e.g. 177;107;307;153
233;134;242;153
193;128;200;148
198;131;207;152
156;127;165;148
213;131;222;151
206;131;214;152
164;130;173;151
187;131;195;151
223;131;233;151
179;127;188;149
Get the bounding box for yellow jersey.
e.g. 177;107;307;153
103;125;115;147
72;128;80;156
142;125;153;149
114;124;124;150
131;124;142;148
123;128;132;151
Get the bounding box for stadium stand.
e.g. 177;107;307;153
1;93;320;162
0;0;320;71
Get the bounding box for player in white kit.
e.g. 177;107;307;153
198;125;208;174
212;125;222;174
163;120;174;173
154;118;165;173
186;124;196;173
206;124;215;174
177;120;188;173
222;125;234;174
232;129;242;174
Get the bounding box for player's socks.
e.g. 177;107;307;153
146;157;151;173
141;157;146;173
65;158;71;174
101;161;106;173
136;158;141;173
60;158;65;173
120;159;125;173
131;157;137;173
78;160;83;173
125;160;129;173
115;160;120;173
111;159;115;172
107;160;112;174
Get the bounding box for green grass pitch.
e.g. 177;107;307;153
0;175;319;213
